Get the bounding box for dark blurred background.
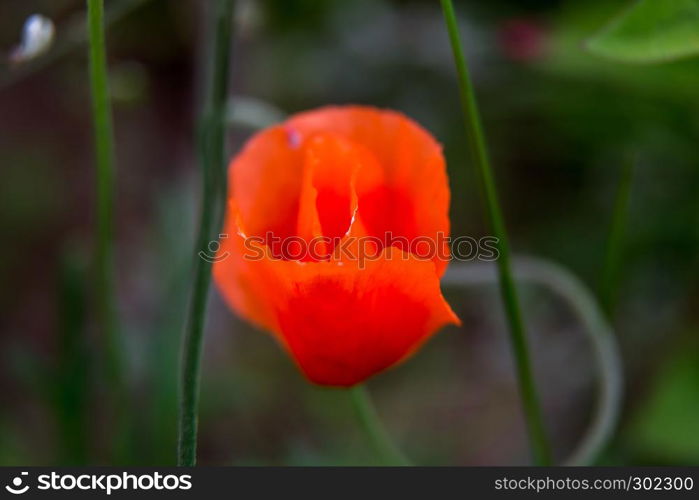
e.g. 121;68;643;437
0;0;698;465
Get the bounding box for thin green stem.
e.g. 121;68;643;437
599;153;636;317
440;0;552;465
177;0;234;466
350;386;410;466
87;0;125;443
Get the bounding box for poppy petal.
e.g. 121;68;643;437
288;106;451;274
275;246;460;386
214;230;460;386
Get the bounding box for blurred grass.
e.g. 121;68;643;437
599;152;635;317
55;249;90;464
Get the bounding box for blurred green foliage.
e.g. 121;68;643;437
586;0;699;63
627;335;699;464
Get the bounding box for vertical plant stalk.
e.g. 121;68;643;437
350;386;410;466
178;0;234;466
87;0;126;453
599;153;636;317
440;0;552;465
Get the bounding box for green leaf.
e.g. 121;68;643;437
627;338;699;464
586;0;699;63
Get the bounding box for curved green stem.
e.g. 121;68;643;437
177;0;234;466
440;0;551;465
442;257;623;465
350;386;410;466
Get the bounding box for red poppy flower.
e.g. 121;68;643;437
213;106;460;386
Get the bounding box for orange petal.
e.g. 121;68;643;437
288;106;452;275
213;204;282;333
229;125;305;246
278;246;459;386
214;232;460;386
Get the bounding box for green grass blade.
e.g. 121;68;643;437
86;0;128;462
600;153;636;317
177;0;234;467
440;0;552;465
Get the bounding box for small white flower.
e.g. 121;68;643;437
10;14;55;63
